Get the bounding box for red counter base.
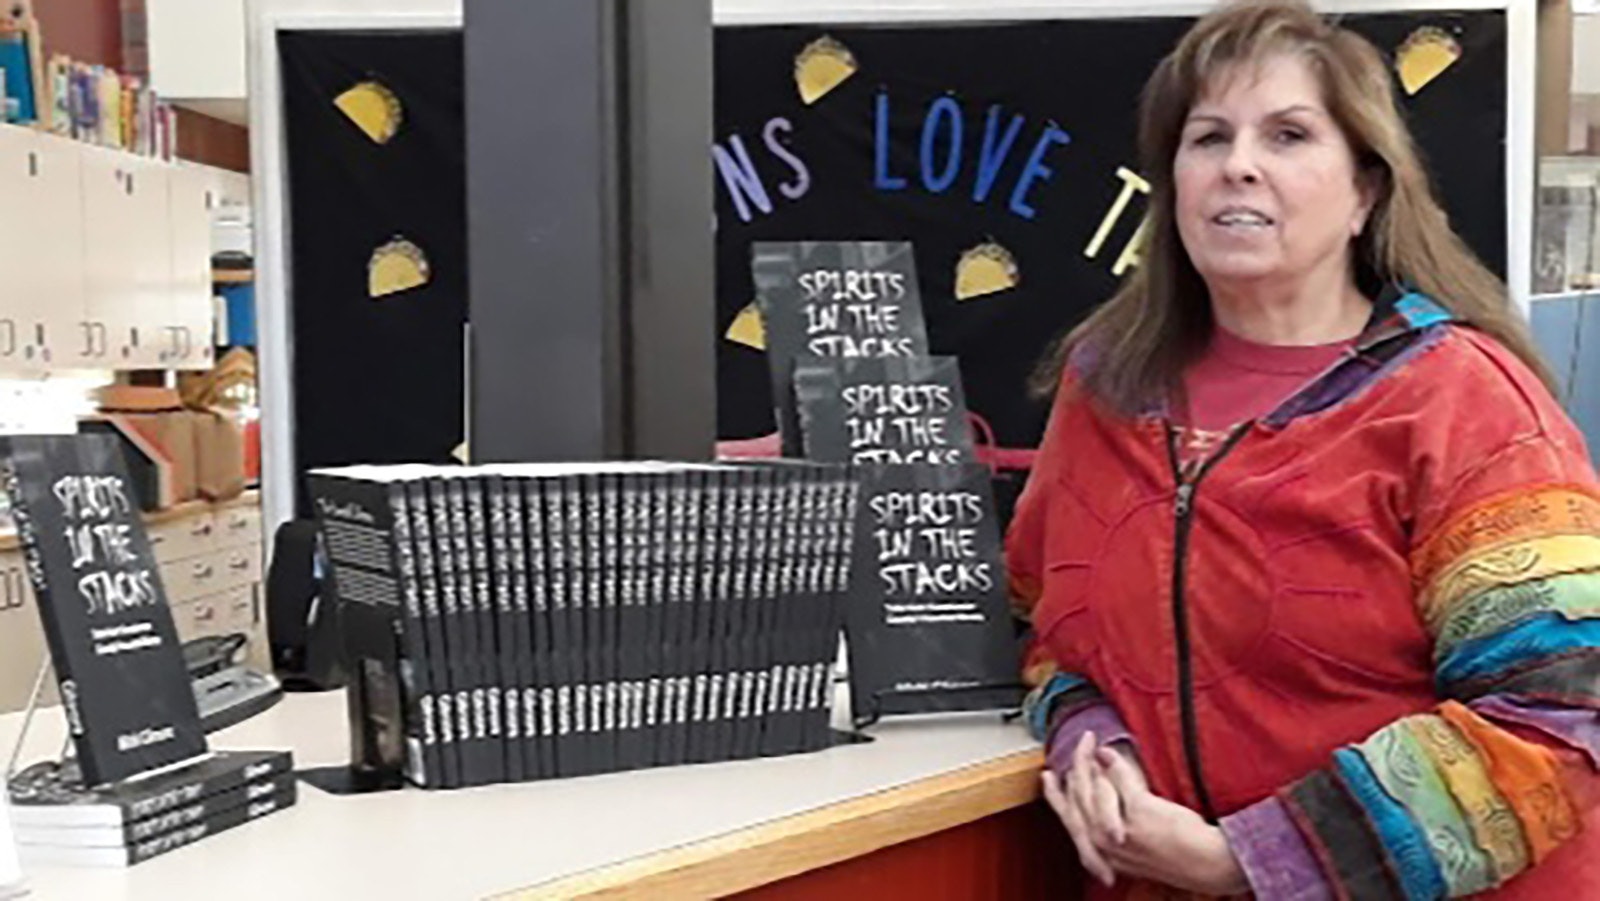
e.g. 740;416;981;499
731;801;1086;901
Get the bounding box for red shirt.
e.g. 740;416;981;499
1176;326;1353;464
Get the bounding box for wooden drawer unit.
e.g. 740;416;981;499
171;584;256;644
146;510;218;563
159;542;262;605
215;502;262;550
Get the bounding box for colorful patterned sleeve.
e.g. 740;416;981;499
1225;426;1600;899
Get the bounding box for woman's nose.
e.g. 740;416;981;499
1223;137;1262;185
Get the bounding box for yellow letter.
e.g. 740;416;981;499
1084;167;1151;260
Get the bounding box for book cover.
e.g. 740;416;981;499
845;464;1024;723
0;435;205;786
750;241;931;457
792;356;975;467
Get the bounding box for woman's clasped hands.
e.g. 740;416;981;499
1040;732;1249;897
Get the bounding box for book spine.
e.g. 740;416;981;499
0;454;86;743
408;481;460;789
464;477;505;786
128;781;297;866
386;483;437;788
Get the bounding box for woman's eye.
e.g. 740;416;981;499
1192;132;1226;147
1275;128;1308;144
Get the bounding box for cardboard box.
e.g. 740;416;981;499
193;411;246;501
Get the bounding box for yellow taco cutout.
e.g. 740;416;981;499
368;238;431;299
335;80;404;144
955;242;1020;301
726;303;767;351
1396;27;1461;96
795;36;858;106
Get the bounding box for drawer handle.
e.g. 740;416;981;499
228;557;250;572
0;319;14;356
193;563;214;579
191;522;213;538
195;608;215;622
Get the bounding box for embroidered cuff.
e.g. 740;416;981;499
1218;795;1335;901
1044;703;1133;781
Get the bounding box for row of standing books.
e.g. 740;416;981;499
308;461;864;790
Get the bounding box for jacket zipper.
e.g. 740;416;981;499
1164;422;1250;823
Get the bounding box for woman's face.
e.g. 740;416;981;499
1173;53;1373;292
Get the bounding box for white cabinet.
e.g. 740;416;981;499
80;144;139;367
0;126;32;371
1;124;223;374
0;129;86;373
166;166;216;369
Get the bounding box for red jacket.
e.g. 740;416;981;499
1010;293;1600;899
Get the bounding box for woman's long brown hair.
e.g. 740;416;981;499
1034;0;1552;408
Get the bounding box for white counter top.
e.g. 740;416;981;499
0;689;1037;901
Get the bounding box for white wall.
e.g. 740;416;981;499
147;0;248;99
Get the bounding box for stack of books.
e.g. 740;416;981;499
6;751;295;868
308;461;863;789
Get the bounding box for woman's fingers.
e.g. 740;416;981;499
1086;760;1128;846
1099;744;1149;802
1042;770;1117;888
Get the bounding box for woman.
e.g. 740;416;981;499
1009;2;1600;899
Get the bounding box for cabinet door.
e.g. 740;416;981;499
167;166;215;369
0;127;31;373
120;157;174;369
24;133;89;371
79;145;135;367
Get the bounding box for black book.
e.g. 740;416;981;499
310;467;452;787
641;471;667;768
522;476;557;780
497;471;538;781
601;470;627;772
427;477;477;786
543;474;574;777
809;466;858;749
485;474;523;784
462;476;506;786
18;781;296;868
792;355;975;467
584;471;616;774
619;469;646;764
845;464;1024;723
406;479;461;789
682;468;710;764
750;241;931;457
14;771;295;848
7;750;292;829
0;435;207;786
563;472;594;776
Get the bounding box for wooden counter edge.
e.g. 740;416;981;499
496;748;1046;901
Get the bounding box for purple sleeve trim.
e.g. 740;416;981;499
1044;703;1134;781
1219;796;1336;901
1470;695;1600;768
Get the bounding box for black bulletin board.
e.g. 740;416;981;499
712;12;1508;457
280;30;467;515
